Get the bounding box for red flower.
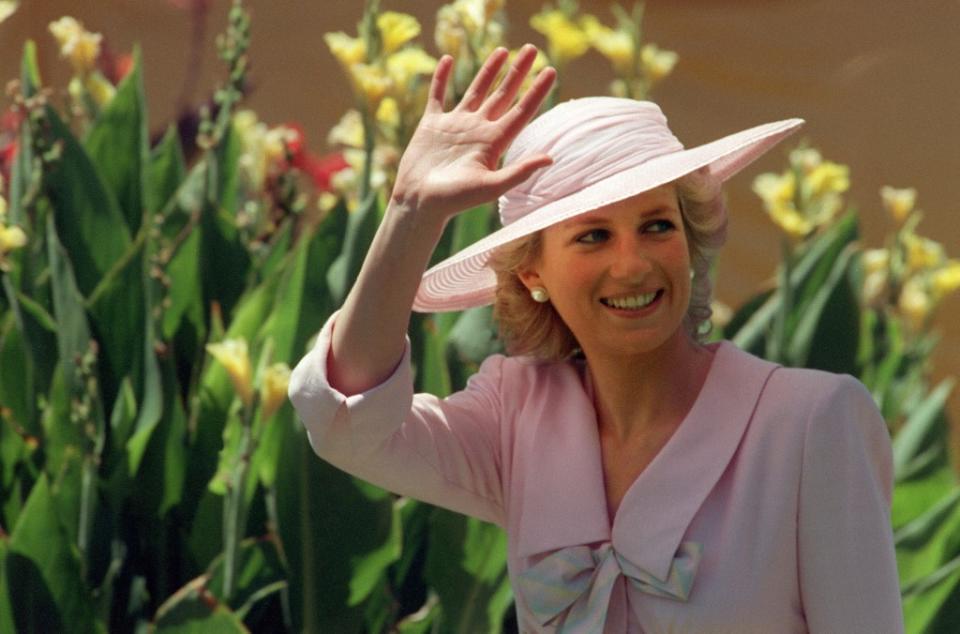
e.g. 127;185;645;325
299;152;350;192
280;122;349;192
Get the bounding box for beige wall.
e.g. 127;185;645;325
3;0;958;433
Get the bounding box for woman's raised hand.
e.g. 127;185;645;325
391;44;556;221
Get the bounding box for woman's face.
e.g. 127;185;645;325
519;184;692;359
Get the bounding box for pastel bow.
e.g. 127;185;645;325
517;541;702;632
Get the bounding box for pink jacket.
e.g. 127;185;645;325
289;315;905;633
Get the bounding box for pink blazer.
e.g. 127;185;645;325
289;315;904;633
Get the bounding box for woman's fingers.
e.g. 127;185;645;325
484;154;553;196
499;66;557;144
425;55;454;113
457;47;510;111
481;44;539;120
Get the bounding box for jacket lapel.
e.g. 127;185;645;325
514;342;780;587
611;342;779;581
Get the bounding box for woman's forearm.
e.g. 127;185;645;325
327;199;446;396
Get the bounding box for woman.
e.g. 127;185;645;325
289;45;904;633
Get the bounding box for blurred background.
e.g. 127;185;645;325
3;0;957;440
2;2;960;631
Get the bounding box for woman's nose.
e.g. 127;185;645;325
607;237;653;280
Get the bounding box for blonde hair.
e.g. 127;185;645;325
489;172;727;362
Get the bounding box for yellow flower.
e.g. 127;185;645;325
378;12;421;55
581;15;633;75
0;1;19;24
767;202;813;239
931;260;960;301
880;186;917;224
260;363;291;420
640;44;678;83
903;233;945;272
435;5;468;56
753;171;796;207
0;224;26;252
898;276;931;331
0;195;6;219
328;110;365;149
862;248;889;275
49;16;102;74
350;63;392;107
324;32;367;69
789;147;822;173
376;97;400;129
385;47;437;90
530;9;590;66
206;339;254;408
806;161;849;196
84;71;116;107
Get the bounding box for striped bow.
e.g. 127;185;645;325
517;540;702;632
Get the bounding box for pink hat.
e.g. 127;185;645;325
412;97;803;313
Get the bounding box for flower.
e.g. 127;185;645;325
640;44;678;83
49;16;103;74
324;32;367;69
861;248;890;306
789;147;822;173
805;161;849;197
931;260;960;301
435;5;468;56
880;186;917;224
0;215;27;271
898;276;931;331
260;363;291;420
753;171;796;208
206;339;254;407
385;47;437;91
580;15;633;75
350;63;392;107
377;11;421;55
530;9;590;67
328;110;365;149
84;72;116;107
903;232;945;272
0;1;19;24
376;97;400;129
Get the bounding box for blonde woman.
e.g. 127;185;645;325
289;45;903;633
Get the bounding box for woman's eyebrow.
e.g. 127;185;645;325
565;206;675;230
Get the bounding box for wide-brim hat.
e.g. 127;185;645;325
412;97;803;313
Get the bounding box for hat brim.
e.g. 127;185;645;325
413;117;804;313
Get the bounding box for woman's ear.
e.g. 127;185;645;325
516;267;543;292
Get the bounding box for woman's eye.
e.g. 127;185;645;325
644;219;675;234
576;229;609;244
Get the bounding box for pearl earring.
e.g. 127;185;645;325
530;286;550;303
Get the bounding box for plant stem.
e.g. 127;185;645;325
222;401;257;601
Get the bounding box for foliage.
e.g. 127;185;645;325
0;0;957;633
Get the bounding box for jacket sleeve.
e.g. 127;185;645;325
797;374;904;633
287;313;506;526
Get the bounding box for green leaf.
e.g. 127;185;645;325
785;244;859;370
893;379;955;477
272;427;399;633
148;125;188;216
424;510;512;634
43;106;131;296
732;213;857;355
205;537;286;617
901;554;960;634
84;47;148;233
326;195;381;306
6;475;99;633
20;40;41;97
153;577;248;633
47;215;93;396
0;310;34;434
